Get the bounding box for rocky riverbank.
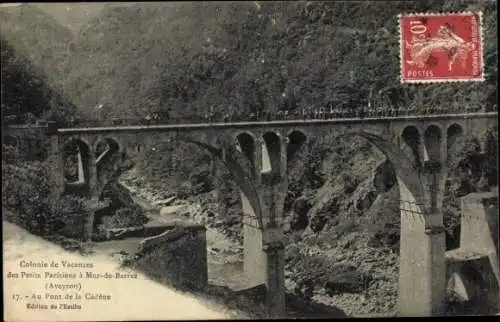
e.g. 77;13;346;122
119;167;399;317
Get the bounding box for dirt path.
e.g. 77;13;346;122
3;221;242;321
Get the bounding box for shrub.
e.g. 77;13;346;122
50;195;92;239
100;207;149;230
2;159;91;239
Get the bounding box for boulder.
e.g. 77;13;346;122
324;269;372;295
154;196;177;207
290;197;311;230
159;205;188;216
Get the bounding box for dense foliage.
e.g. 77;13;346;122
1;36;79;125
2;1;496;122
1;32;87;238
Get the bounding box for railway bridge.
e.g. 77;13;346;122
6;112;498;317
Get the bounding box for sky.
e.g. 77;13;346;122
0;3;107;34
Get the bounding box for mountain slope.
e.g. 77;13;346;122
32;3;105;35
0;3;75;91
1;36;78;125
58;1;497;121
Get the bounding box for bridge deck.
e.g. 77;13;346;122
50;112;497;133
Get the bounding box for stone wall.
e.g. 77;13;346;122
134;224;208;292
460;190;499;284
443;189;500;314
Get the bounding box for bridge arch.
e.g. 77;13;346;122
446;123;464;166
94;138;122;175
181;137;263;228
286;130;308;163
424;124;443;163
62;138;92;196
95;138;121;156
357;131;426;208
62;136;92;154
262;131;281;175
93;136;124;154
235;131;257;173
484;129;498;186
401;125;422;170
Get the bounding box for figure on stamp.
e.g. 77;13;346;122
406;23;473;71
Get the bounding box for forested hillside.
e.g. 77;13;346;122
0;4;75;93
1;36;79;125
3;1;496;121
1;0;498;316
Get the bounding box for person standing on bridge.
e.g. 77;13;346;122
277;110;283;120
359;105;367;119
367;104;375;117
406;105;415;116
145;114;152;126
68;115;75;127
332;106;340;118
389;106;397;117
255;110;261;121
327;106;334;119
319;107;326;119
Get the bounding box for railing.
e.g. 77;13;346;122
62;107;495;127
5;106;495;130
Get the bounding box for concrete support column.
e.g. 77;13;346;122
77;146;85;183
398;209;446;316
253;137;263;184
242;191;266;285
263;240;286;318
214;150;228;219
425;222;446;316
87;152;98;199
84;197;99;242
48;135;64;199
276;134;288;227
419;131;427;165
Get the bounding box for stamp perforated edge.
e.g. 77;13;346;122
398;11;485;84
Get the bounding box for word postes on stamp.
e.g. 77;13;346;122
399;12;484;83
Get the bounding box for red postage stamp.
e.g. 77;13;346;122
399;12;484;83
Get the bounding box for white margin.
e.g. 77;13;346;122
398;11;485;84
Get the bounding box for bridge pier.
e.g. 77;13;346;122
398;207;446;316
242;191;267;284
263;239;286;318
242;193;286;318
88;152;97;197
398;158;447;316
213;158;229;220
48;134;64;199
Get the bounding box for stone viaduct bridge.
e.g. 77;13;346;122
6;112;498;317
